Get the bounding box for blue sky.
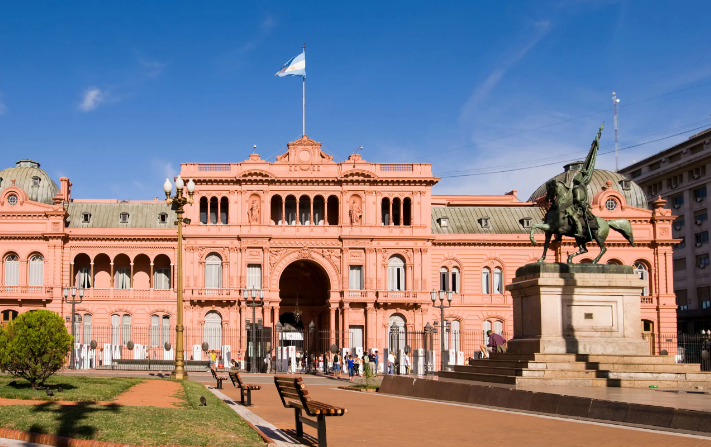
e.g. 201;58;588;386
1;1;710;200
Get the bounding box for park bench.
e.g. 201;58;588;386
210;367;228;389
228;372;261;406
274;375;347;447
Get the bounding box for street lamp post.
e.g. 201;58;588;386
243;287;264;373
430;289;453;372
63;286;84;370
164;175;195;380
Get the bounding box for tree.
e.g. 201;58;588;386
0;310;72;389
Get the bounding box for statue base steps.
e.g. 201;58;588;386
438;353;711;388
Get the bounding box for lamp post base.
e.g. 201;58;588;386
170;369;189;380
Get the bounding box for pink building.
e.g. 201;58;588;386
0;137;677;366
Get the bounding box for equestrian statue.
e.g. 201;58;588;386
529;124;635;264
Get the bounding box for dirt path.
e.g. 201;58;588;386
0;380;184;408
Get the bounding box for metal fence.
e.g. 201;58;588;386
652;333;711;371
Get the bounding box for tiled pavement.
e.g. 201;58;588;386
210;378;711;447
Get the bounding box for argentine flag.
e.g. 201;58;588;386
275;52;305;77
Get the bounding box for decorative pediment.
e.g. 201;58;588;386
339;169;378;180
275;135;334;165
238;169;276;180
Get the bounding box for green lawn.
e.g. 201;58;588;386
0;376;140;401
0;379;263;447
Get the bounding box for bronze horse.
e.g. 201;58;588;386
529;179;635;264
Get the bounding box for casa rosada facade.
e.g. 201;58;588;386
0;136;678;364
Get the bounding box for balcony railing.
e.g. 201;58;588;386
82;288;175;299
343;290;370;299
640;296;654;304
186;288;240;299
0;285;53;297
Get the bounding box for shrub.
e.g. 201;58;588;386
0;310;72;389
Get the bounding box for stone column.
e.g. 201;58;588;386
129;262;134;289
110;263;114;288
324;200;329;226
170;263;175;290
399;199;403;226
366;304;375;350
309;197;314;225
389;200;393;226
343;304;350;348
70;262;74;287
149;263;154;289
281;199;286;225
296;199;300;225
90;262;94;288
329;306;336;347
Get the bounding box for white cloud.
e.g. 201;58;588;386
460;20;552;123
140;59;165;78
153;159;178;181
79;87;105;112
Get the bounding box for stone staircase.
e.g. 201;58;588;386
438;353;711;388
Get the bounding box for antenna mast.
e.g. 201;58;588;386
613;92;620;171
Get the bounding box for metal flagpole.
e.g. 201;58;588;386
302;44;305;136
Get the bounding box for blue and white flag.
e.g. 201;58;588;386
275;52;305;77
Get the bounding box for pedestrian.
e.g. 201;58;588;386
387;351;395;375
264;352;271;373
403;350;411;375
323;352;328;374
301;354;306;373
354;355;361;376
287;356;292;374
373;349;379;375
347;355;355;382
209;350;217;368
368;351;376;375
486;330;508;353
333;351;341;378
363;353;370;376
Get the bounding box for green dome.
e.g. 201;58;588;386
0;160;60;205
528;162;648;209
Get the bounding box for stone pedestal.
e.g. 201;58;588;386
506;263;649;355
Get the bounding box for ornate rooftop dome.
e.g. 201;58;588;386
528;161;648;209
0;160;60;205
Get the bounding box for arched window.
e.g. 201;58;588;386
4;254;19;290
494;320;503;335
634;261;650;296
76;266;92;288
199;197;208;224
452;267;460;293
387;256;406;291
205;254;223;292
29;255;44;290
285;196;297;225
481;267;491;294
204;311;223;350
150;315;160;347
220;197;229;224
83;314;92;345
403;198;412;226
439;267;449;291
299;195;311;225
271;195;283;224
73;313;81;341
209;197;218;224
388;313;406;353
313;196;325;225
494;267;504;294
122;314;131;345
327;195;339;225
392;198;401;225
111;314;120;345
1;310;18;325
482;320;492;346
381;198;390;226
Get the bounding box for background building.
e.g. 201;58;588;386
0;136;675;368
620;127;711;334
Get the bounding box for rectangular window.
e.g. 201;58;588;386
673;257;687;271
672;195;684;208
675;237;685;250
631;169;641;179
694;187;707;201
669;153;682;163
674;216;685;231
649;161;661;171
695;231;709;244
689;165;706;181
698;286;711;310
697;254;710;269
162;316;170;347
451;268;460;293
695;210;708;225
154;268;170;290
247;264;262;289
83;314;92;345
439;268;449;291
676;289;688;310
122;315;131;345
115;267;131;289
111;315;120;346
150;315;160;347
349;265;363;290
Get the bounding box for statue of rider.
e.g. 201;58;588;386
564;124;603;239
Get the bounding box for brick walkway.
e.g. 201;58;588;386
216;382;711;447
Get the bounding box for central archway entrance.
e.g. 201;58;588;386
278;259;333;359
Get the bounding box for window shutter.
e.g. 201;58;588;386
482;268;490;294
5;258;19;286
247;264;262;289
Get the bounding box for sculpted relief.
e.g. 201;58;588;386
349;196;363;225
247;195;260;224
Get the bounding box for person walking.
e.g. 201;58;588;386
403;350;411;375
387;351;395;375
347;355;355;382
373;350;379;375
323;352;329;375
264;352;272;373
333;351;341;378
363;353;370;376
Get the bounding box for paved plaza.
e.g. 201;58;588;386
190;372;711;447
